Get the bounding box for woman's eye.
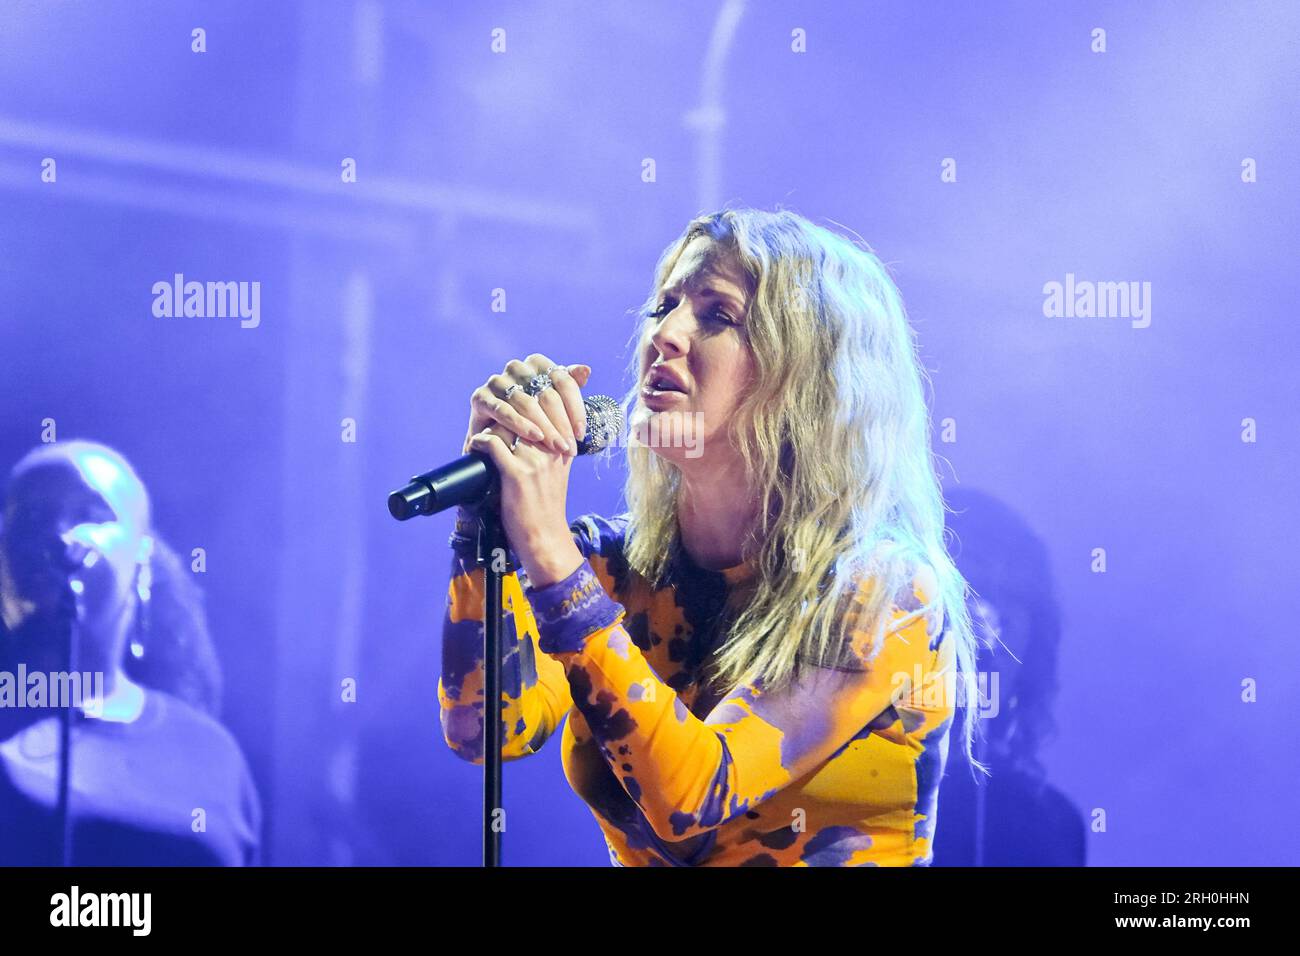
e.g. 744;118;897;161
646;300;736;327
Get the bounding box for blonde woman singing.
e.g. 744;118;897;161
439;208;981;866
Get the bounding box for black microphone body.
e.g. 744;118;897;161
387;450;497;520
388;394;623;521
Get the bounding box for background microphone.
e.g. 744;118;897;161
45;538;85;575
387;394;625;521
52;534;103;579
41;537;91;619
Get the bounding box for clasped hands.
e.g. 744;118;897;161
462;353;593;589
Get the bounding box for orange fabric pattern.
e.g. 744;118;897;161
439;513;956;866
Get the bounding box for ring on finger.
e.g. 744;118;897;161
544;364;568;380
502;383;523;401
525;373;553;397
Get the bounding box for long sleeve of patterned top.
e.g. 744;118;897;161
438;511;957;867
438;508;576;763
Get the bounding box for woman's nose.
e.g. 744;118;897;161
650;306;691;357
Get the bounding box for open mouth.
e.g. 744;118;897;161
644;370;687;394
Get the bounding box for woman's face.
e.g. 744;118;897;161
0;449;150;639
633;236;757;467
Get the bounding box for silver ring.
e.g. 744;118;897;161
502;383;523;401
525;373;553;397
511;434;521;450
544;364;567;380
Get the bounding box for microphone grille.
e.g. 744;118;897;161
577;394;625;455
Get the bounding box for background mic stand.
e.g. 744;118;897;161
55;581;80;867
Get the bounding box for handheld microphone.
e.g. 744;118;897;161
387;394;624;521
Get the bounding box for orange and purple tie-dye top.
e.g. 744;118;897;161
439;512;956;866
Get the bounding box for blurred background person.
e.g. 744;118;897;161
0;440;261;865
932;487;1085;866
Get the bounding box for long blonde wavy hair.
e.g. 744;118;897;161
620;207;984;771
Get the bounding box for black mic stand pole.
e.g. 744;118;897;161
389;396;624;867
470;502;509;868
55;584;79;866
388;457;510;866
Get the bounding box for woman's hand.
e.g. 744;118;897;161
463;355;592;456
465;354;592;587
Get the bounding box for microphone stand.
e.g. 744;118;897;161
389;464;511;866
388;398;623;867
469;502;509;868
55;583;80;867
